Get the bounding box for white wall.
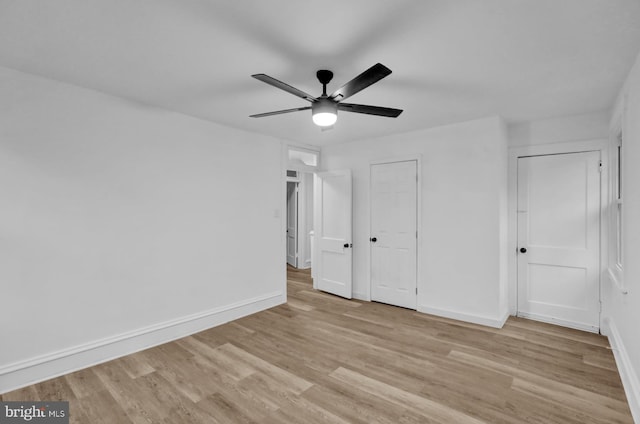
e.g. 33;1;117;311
0;66;285;392
321;116;509;327
602;51;640;422
508;110;610;147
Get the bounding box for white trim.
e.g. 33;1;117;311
418;304;510;329
0;291;284;394
352;291;368;301
368;155;422;308
281;142;290;295
507;138;608;320
286;180;300;268
607;268;628;295
509;138;606;158
369;154;423;166
602;317;640;422
286;144;321;172
286;144;321;155
517;311;598;333
607;122;626;294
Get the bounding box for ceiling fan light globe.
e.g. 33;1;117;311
312;112;337;127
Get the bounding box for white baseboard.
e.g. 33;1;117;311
602;317;640;423
0;291;284;394
418;304;509;329
517;311;599;333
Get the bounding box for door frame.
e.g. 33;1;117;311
282;143;321;297
367;155;422;303
507;139;609;328
286;181;299;268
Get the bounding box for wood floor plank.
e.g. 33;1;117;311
448;349;633;421
195;392;257;424
192;340;256;381
264;394;353;424
115;352;156;379
0;385;41;401
286;298;315;312
75;389;133;424
153;357;213;403
329;366;487;424
92;362;161;424
216;343;314;395
505;317;611;347
303;381;419;424
1;266;632;423
511;378;633;424
584;349;619;371
33;375;77;402
65;367;109;399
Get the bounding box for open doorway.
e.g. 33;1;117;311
284;146;319;288
286;170;314;272
286;180;299;268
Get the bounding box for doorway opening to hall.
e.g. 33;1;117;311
285;147;319;287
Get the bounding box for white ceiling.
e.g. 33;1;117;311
1;0;640;146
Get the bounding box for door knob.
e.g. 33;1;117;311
520;247;527;253
370;237;377;243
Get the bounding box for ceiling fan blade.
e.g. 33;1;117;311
337;103;403;117
249;106;311;118
329;63;392;101
252;74;317;102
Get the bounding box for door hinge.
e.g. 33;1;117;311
416;287;418;294
598;160;603;173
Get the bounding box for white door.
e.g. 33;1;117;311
286;181;298;268
370;160;418;309
314;170;352;298
517;151;601;332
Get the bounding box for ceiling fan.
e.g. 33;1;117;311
250;63;403;128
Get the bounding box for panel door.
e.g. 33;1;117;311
370;160;418;309
286;181;298;267
517;151;601;332
314;170;352;298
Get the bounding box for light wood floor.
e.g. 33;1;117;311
2;266;633;423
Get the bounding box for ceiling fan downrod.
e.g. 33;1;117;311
316;70;333;97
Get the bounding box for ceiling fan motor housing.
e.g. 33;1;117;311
316;70;334;86
311;97;338;126
312;97;337;114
